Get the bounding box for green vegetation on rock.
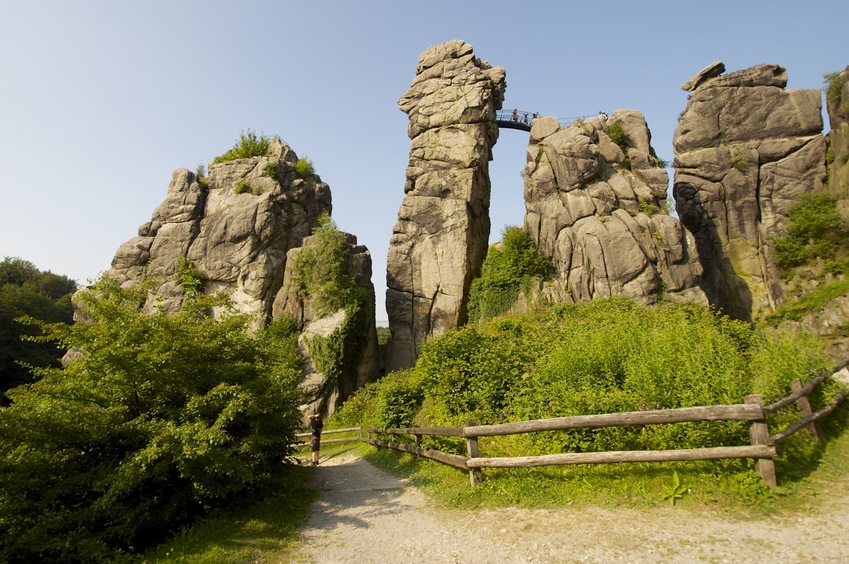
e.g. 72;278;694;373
467;226;550;324
212;129;271;164
607;121;629;149
295;156;315;179
772;192;848;270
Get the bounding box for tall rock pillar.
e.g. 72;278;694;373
386;40;505;370
673;63;826;321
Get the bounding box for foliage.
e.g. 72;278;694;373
290;213;360;317
824;71;846;107
729;153;749;172
212;129;271;164
467;226;550;324
290;213;370;410
376;326;391;346
0;257;76;402
175;255;203;296
235;180;256;195
0;278;303;561
661;471;688;505
654;155;670;168
766;278;849;323
265;160;280;179
772;192;848;269
606;121;629;149
638;200;660;216
295;156;315;179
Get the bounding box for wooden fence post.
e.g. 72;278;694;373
790;379;824;442
746;395;777;489
465;420;482;487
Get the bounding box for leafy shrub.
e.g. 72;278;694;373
638;200;660;216
295;156;315;179
0;279;302;561
772;192;848;269
825;71;846;107
607;121;629;149
176;255;203;295
729;153;749;172
265;160;280;179
235;180;257;195
467;226;550;324
212;129;271;164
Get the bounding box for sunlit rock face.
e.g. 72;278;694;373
524;112;705;307
673;62;826;320
386;40;506;370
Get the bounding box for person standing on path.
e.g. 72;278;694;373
309;413;323;465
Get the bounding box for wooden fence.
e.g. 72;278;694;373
357;360;849;488
295;427;363;446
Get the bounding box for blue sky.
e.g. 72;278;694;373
1;1;846;325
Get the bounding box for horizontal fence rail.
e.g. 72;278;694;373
295;427;362;446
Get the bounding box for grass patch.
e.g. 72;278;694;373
143;466;316;563
766;278;849;323
213;129;271;164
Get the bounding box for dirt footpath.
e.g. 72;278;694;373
294;451;849;563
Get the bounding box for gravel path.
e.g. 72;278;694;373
294;450;849;563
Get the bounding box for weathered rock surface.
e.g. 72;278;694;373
673;63;827;320
826;65;849;219
386;40;506;370
108;137;332;319
105;137;378;415
524;112;705;305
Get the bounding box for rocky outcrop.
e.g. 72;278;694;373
386;40;506;370
524;112;705;305
826;65;849;219
108;137;332;319
105;136;379;415
673;63;827;320
274;232;380;416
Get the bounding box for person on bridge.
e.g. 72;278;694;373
309;413;323;465
512;108;518;121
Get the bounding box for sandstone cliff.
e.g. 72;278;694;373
524;112;705;305
105;136;378;416
826;65;849;219
386;40;506;370
673;63;827;321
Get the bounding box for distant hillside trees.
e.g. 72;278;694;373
0;257;77;403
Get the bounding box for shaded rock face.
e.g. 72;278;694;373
673;63;827;321
107;137;331;320
386;40;506;370
524;112;705;305
826;65;849;219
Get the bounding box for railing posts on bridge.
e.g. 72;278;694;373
746;395;777;489
466;420;482;487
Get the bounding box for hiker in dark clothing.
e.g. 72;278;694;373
309;413;323;465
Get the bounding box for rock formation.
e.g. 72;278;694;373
274;231;380;415
105;136;378;415
826;65;849;219
524;112;705;305
674;63;827;320
386;40;506;370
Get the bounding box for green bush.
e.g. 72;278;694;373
0;279;303;561
335;298;830;461
772;192;848;269
295;156;315;179
607;121;629;149
176;255;203;295
467;226;550;324
212;129;271;164
825;71;846;106
235;180;255;195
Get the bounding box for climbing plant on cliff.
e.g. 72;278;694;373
467;226;550;324
290;214;369;404
772;192;848;270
